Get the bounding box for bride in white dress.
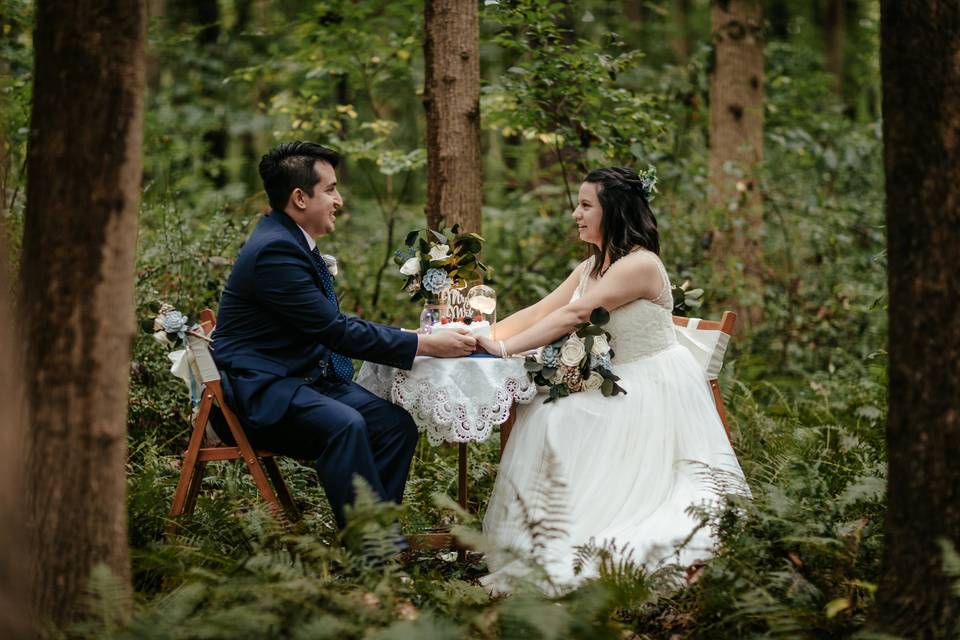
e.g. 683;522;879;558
475;167;748;593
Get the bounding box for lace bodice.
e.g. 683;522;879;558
572;254;677;363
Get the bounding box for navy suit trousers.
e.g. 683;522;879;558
245;380;419;528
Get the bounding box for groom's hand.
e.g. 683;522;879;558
416;330;476;357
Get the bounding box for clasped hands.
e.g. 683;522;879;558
414;329;502;358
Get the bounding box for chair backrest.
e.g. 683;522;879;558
185;308;220;384
672;311;736;380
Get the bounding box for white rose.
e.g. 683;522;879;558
559;335;586;367
400;257;421;276
582;371;604;391
153;330;174;348
429;244;451;261
591;334;610;355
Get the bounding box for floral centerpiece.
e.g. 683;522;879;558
393;224;486;304
524;307;626;403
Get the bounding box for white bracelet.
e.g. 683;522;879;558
499;340;508;358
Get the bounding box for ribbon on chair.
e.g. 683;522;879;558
673;318;730;380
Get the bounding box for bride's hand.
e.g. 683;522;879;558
475;335;501;357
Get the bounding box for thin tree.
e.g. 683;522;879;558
671;0;691;62
823;0;845;96
708;0;764;325
21;0;147;628
870;1;960;636
423;0;482;234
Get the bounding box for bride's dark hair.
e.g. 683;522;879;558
583;166;659;278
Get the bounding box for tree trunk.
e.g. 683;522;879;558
708;0;764;326
21;0;146;628
671;0;691;62
423;0;482;234
870;1;960;636
0;226;29;638
824;0;845;95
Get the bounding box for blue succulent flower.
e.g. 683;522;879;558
541;343;561;368
422;268;452;294
590;352;612;370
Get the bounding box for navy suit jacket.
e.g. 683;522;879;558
212;210;418;429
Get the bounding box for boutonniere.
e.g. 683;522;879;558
322;254;338;277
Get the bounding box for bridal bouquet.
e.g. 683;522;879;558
393;224;486;304
525;307;626;403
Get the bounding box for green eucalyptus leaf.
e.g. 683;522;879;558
590;306;610;325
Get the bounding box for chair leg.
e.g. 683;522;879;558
209;382;287;519
183;460;207;516
170;392;214;519
710;379;732;442
263;457;300;520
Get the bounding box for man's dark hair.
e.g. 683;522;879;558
258;142;341;211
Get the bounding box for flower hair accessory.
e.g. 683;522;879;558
637;165;657;202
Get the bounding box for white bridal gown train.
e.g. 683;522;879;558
481;254;749;593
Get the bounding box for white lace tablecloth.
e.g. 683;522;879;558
356;356;538;445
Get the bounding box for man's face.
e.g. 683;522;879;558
291;160;343;237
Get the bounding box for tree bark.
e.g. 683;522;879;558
21;0;146;628
871;1;960;636
0;227;29;638
708;0;764;326
423;0;482;234
824;0;845;96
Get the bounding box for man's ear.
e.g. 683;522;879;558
290;188;306;211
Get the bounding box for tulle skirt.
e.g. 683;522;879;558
481;343;748;593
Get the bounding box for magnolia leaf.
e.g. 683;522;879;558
428;228;447;243
542;367;557;379
405;230;419;247
451;223;461;235
524;360;544;372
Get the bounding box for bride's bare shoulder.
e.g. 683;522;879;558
612;249;660;276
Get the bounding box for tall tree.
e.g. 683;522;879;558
708;0;765;325
423;0;482;233
21;0;147;628
871;1;960;636
0;232;29;638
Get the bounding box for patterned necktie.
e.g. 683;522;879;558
310;246;354;383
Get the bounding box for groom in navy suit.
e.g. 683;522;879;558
212;141;476;527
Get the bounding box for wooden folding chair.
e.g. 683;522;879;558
169;309;299;524
672;311;737;440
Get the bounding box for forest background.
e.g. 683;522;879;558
1;0;930;637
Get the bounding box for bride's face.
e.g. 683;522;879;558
573;182;603;246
